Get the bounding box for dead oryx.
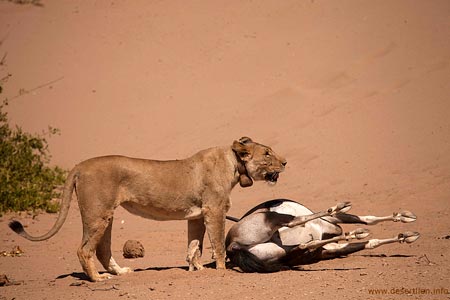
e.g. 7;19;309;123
220;199;419;273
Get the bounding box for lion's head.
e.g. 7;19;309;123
232;137;287;187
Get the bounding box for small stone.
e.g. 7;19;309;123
123;240;145;258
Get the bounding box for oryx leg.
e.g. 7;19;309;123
297;228;371;251
320;231;420;259
323;210;416;225
284;202;352;228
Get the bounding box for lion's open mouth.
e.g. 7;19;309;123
265;172;279;183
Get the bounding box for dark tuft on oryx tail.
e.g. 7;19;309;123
9;220;26;236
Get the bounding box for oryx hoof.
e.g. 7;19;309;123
394;211;417;223
398;231;420;243
347;228;370;240
328;201;352;215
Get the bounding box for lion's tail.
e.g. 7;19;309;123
9;168;78;241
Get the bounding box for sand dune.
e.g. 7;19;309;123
1;1;449;299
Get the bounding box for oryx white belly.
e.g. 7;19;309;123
249;242;286;262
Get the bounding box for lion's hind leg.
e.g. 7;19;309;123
77;218;112;282
77;211;130;281
96;216;132;276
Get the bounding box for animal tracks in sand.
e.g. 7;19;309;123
369;41;397;60
316;40;449;116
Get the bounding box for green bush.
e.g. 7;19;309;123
0;91;66;215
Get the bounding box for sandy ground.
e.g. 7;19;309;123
1;0;449;299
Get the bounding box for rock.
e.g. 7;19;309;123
123;240;145;258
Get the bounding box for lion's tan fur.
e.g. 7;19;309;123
10;137;286;281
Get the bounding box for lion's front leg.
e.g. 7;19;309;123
187;218;206;271
187;239;204;271
202;206;227;269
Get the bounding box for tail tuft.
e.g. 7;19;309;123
9;220;25;235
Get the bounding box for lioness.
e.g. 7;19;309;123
9;137;286;281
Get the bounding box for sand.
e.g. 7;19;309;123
0;1;449;299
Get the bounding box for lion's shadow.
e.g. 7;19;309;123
55;254;413;281
134;261;216;272
55;262;217;281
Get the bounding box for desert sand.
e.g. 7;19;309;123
0;1;449;299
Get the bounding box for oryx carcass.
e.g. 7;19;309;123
220;199;419;273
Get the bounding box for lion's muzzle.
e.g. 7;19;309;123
265;171;280;183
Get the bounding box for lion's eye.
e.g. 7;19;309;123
265;151;271;157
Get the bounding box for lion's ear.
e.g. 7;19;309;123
238;137;253;145
232;139;253;161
